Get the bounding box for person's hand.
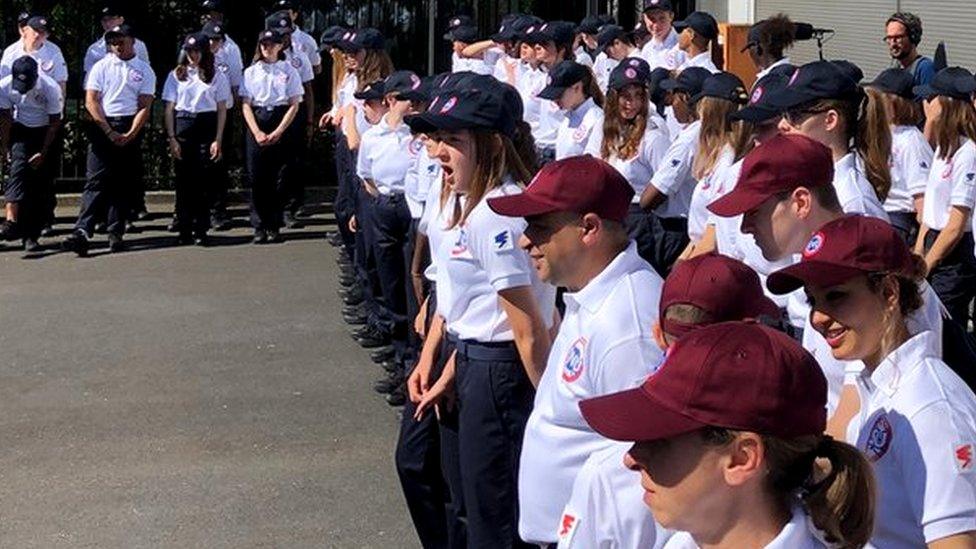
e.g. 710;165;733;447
414;299;428;339
407;356;433;404
348;214;358;233
209;141;222;161
28;152;44;169
168;137;182;160
414;353;456;421
253;131;269;146
318;112;333;129
108;130;127;146
266;129;284;145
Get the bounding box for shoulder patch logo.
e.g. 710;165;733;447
803;232;825;258
864;414;893;462
562;337;587;383
558;513;580;543
493;230;515;252
956;443;974;472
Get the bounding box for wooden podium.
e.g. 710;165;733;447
715;23;758;90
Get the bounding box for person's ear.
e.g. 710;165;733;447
823;109;841;133
723;432;765;487
651;321;668;351
793;187;814;219
579;212;602;243
881;274;901;312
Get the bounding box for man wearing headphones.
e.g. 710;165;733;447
884;12;935;90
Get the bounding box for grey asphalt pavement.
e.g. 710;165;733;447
0;203;418;548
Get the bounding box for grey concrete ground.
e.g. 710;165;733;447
0;201;418;548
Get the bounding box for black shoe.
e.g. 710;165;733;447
327;232;343;247
267;229;282;243
351;325;374;339
94;222;107;234
136;209;150;221
177;233;194;245
386;387;407;407
355;329;390;348
338;285;362;298
336;255;353;267
194;235;209;247
125;221;139;233
370;346;396;364
0;220;21;241
62;230;89;256
338;275;357;287
283;212;303;229
342;293;364;307
168;217;181;233
23;238;41;253
40;224;54;237
379;360;400;374
214;216;232;231
253;230;268;244
341;304;365;316
108;233;125;252
373;371;404;394
343;311;367;325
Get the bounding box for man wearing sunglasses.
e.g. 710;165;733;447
884;12;935;91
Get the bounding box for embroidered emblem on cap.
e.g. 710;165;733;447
651;0;661;4
342;31;351;40
624;67;637;79
410;74;421;90
540;23;549;31
788;68;800;86
629;59;641;67
214;25;222;33
864;415;893;462
500;25;506;32
956;443;974;472
188;37;197;45
440;96;458;113
263;31;274;39
39;18;47;25
526;26;536;34
750;86;764;104
735;86;748;102
451;18;460;27
113;25;122;32
350;32;358;41
16;74;26;81
803;232;825;258
279;19;288;27
562;337;587;383
429;96;441;110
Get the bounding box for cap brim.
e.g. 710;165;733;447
486;193;560;218
11;81;31;94
580;386;707;442
730;104;778;123
765;87;817;110
537;85;566;100
706;185;773;218
659;78;681;91
673;21;689;32
491;32;514;42
740;41;757;53
766;261;867;295
353;92;383;100
404;112;472;134
336;41;361;52
912;84;936;100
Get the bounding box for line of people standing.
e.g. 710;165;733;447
324;1;976;548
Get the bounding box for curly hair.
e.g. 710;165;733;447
887;12;923;45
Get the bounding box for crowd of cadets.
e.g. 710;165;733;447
0;0;320;254
321;0;976;548
4;0;976;547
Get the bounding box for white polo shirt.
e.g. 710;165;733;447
688;145;735;241
83;38;150;76
833;152;890;221
847;330;976;548
679;51;719;74
518;242;664;543
162;68;231;114
240;60;303;108
284;48;314;84
0;72;62;127
574;46;593;68
664;506;829;548
493;53;521;86
649;119;701;219
440;182;556;342
556;97;604;160
85;54;156;117
592;51;618;93
640;28;685;70
1;40;68;84
557;444;672;549
334;72;358;114
356;115;414;195
404;137;439;218
421;175;464;320
606;119;670;203
755;57;792;81
532;70;563;148
923;139;976;231
214;46;244;92
518;65;543;137
292;28;322;67
886;125;933;215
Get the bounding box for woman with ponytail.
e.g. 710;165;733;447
536;60;604;160
768;215;976;548
524;21;577;164
775;60;890;220
581;321;876;549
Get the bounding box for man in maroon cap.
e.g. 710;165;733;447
487;155;666;546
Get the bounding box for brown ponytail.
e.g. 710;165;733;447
931;96;976;160
512;120;540;175
857;89;893;203
449;131;534;228
582;67;605;108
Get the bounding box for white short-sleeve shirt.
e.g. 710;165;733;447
355;115;415;195
518;242;665;543
441;182;556;342
240;60;303;108
557;444;672;549
847;330;976;548
404;138;440;218
292;28;322;67
284;49;314;84
0;72;62;127
162;68;231;113
649;119;701;218
886;125;933;214
556;98;604;160
214;46;244;92
532;71;563;148
518;65;543;137
1;40;68;84
688;145;735;241
679;51;719;74
640;28;685;71
664;506;829;548
833;152;890;221
85;54;156;117
606;119;670;203
592;51;619;93
923;139;976;231
83;38;150;76
574;47;594;68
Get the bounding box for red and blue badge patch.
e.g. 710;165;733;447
865;414;893;462
562;337;587;383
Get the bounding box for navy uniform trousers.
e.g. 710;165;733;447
76;115;142;237
173;111;219;238
924;229;976;326
245;105;289;231
6;123;53;240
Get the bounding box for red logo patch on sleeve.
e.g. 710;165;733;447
558;512;580;542
955;443;974;472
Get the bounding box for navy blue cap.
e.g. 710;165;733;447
258;29;285;44
26;15;50;33
648;67;671;105
337;28;385;52
104;23;135;39
273;0;296;10
17;11;32;24
741;22;764;52
353;79;386;101
642;0;673;11
385;70;424;97
11;56;38;94
914;67;976;102
660;67;712;97
447;15;474;30
320;25;347;48
576;15;604;35
766;60;861;110
200;0;224;13
609;57;651;91
182;32;209;50
633;20;650;40
597;24;628;51
399;75;439;103
692;72;749;105
866;68;915;99
266;10;294;34
538;60;589;100
202;20;227;39
451;74;525;121
448;25;480;43
526;21;576;46
731;66;796;123
674;11;718;41
405;87;517;136
492;14;535;42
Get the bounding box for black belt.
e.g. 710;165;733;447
106;115;135;123
454;338;520;362
176;111;218;120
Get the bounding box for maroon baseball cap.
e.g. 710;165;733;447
766;215;919;295
580;321;828;442
487;155;634;223
708;133;834;218
660;253;781;339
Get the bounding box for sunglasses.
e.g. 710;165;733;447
782;106;829;127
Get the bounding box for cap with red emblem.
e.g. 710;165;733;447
708;133;834;218
486;155;634;223
766;215;919;295
659;253;781;339
580;321;828;442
